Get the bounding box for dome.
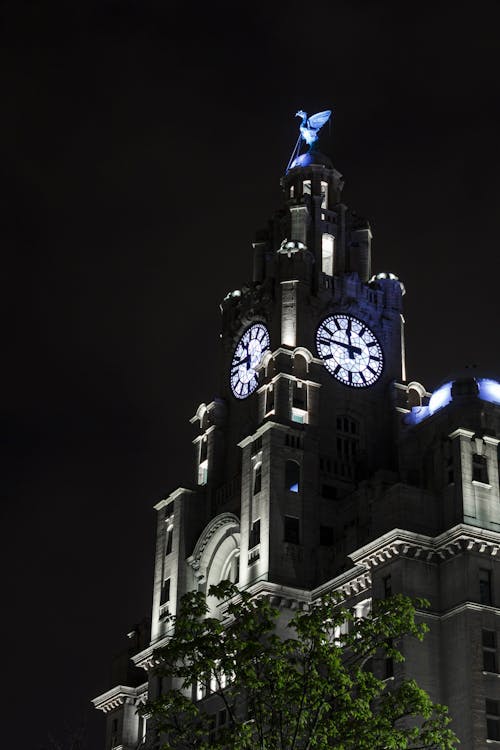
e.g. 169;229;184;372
289;149;334;170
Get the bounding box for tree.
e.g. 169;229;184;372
143;581;458;749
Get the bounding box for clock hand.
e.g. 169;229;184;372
332;339;362;357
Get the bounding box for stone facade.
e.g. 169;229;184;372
93;144;500;749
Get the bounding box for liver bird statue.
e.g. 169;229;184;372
286;109;332;172
296;109;332;146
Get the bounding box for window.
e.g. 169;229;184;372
198;438;208;485
321;180;328;209
221;552;240;583
160;578;170;606
383;575;392;599
111;717;119;749
198;459;208;485
251;436;262;455
284;515;300;544
335;415;360;478
320;525;334;546
265;385;274;415
165;524;173;556
292;381;308;423
285;460;300;492
249;519;260;549
285;434;303;449
208;709;228;743
289;185;295;198
483;629;497;673
385;644;394;679
138;715;146;745
480;568;493;606
321;233;334;276
447;458;454;485
253;463;262;494
486;699;500;740
303;179;311;196
472;454;488;484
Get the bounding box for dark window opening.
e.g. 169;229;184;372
200;438;208;463
160;578;170;606
285;460;300;493
383;575;392;598
266;385;274;415
486;700;500;740
480;568;493;606
251;436;262;455
483;629;497;673
472;453;488;483
284;515;300;544
320;525;334;546
165;525;173;556
253;463;262;494
249;519;261;549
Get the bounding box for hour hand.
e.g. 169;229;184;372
232;352;251;370
333;339;362;357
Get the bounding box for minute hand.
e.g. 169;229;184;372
333;338;362;358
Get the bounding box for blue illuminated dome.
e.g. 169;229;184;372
289;150;334;170
405;376;500;425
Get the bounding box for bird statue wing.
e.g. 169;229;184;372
307;110;332;131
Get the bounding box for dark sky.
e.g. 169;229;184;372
3;1;500;747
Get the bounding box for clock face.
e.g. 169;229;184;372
316;315;384;387
230;323;270;399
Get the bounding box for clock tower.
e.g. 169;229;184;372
93;113;500;750
208;140;406;594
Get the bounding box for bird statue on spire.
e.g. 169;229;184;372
286;109;332;173
295;109;332;147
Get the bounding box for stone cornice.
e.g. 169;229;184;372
132;636;171;671
92;683;148;714
349;524;500;569
154;487;194;511
311;566;372;600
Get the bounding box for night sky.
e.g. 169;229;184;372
4;2;500;747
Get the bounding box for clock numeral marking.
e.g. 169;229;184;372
366;341;378;348
359;371;367;384
370;355;380;362
348;371;353;384
334;364;341;375
367;365;377;376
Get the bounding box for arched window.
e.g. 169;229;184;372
221;550;240;584
285;460;300;493
253;462;262;494
322;233;334;276
198;437;208;485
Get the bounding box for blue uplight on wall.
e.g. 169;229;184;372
478;378;500;405
405;377;500;426
289;482;299;493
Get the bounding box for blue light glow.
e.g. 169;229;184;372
428;381;453;414
289;482;299;493
478;378;500;405
404;377;500;426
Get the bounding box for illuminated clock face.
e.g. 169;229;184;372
230;323;270;399
316;314;384;387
